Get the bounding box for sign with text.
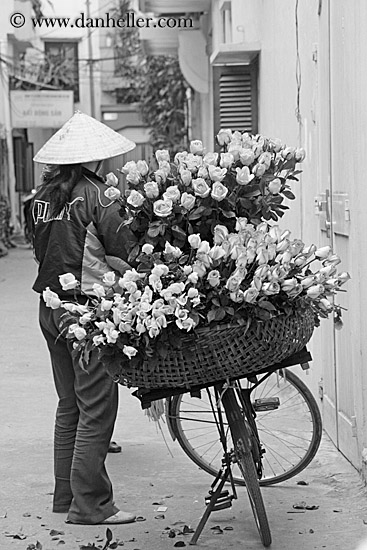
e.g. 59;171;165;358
10;91;74;128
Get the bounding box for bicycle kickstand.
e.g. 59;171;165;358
189;463;235;545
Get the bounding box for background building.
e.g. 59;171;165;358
138;0;367;480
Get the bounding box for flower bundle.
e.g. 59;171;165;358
115;130;306;264
43;219;349;377
42;130;349;380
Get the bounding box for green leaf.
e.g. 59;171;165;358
258;300;277;311
207;309;217;323
127;244;140;263
171;225;187;240
282;189;296;200
188;206;207;220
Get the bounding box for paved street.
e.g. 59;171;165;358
0;242;366;550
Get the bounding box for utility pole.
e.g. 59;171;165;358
85;0;95;117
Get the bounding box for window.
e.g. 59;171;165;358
44;41;79;102
213;60;258;138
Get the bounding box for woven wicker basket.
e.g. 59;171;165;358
116;307;315;390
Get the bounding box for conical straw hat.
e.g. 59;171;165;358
33;111;136;164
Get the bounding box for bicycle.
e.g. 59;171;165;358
134;347;320;546
166;359;322;486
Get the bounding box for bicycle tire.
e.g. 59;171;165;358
168;369;322;486
221;387;272;547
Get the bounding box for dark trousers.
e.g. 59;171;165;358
39;299;119;524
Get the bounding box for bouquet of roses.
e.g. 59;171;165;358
115;129;306;264
43;130;349;379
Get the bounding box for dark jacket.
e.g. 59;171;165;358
32;169;132;297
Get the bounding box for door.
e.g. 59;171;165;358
316;0;360;468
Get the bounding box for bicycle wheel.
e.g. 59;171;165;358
221;387;271;547
168;369;322;486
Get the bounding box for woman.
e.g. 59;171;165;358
32;111;136;525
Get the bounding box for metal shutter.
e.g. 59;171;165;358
213;62;258;136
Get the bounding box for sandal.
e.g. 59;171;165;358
108;441;122;453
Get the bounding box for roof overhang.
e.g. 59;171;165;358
210;42;261;65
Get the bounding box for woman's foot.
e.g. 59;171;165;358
108;441;122;453
102;511;136;524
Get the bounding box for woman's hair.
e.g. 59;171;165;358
40;163;83;217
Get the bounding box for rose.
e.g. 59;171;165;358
155;149;170;163
93;334;105;346
151;264;169;277
101;299;113;311
120;160;137;174
315;245;331;259
211;181;228;202
136;160;149;176
188;234;201;249
176;317;196;331
180;168;192;186
180;192;196;211
142;243;154;255
59;273;79;291
102;271;116;286
105;172;119;186
269;138;283;152
236;166;254;186
158;160;171;175
123;345;138;359
252;163;266;177
239;149;255;166
226;275;242;292
43;287;61;309
228;143;242;160
268;178;282;194
295;148;306;162
243;287;259;303
235;217;249;231
203;152;218;166
258;152;272;169
197;165;209;179
144;181;159;199
190;140;204;155
125;169;140;185
307;284;324;299
281;146;296;160
92;283;106;298
192;261;207;278
154;169;167;184
153;199;173;217
164;242;182;258
207;270;221;287
127;190;145;208
185;154;203;172
281;278;298;292
229;289;245;303
174;151;188;165
262;282;280;295
163;185;181;203
69;324;87;341
187;271;199;283
104;186;121;200
220;152;234;168
209;245;226;261
216;128;232;146
213;224;229;244
192;178;211;198
208;165;227;182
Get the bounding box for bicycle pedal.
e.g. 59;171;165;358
207;489;229;499
253;397;280;411
205;495;233;511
